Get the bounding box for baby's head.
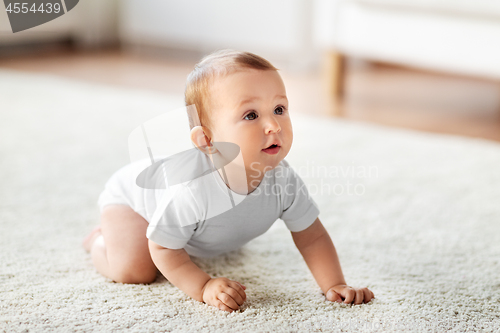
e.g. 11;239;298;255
185;49;293;175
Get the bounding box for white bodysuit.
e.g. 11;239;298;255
97;152;320;258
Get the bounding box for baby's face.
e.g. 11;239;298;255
208;69;293;176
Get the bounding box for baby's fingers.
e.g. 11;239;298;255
218;292;240;311
363;288;375;303
223;287;245;306
214;298;235;313
326;289;343;303
229;281;247;304
339;287;355;304
344;287;374;304
354;289;364;305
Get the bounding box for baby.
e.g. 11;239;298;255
83;49;374;312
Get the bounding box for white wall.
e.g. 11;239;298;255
118;0;319;70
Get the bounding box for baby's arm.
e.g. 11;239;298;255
148;240;246;312
291;218;374;305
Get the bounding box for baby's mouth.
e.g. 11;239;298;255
262;144;281;154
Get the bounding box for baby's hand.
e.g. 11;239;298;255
202;277;247;312
326;285;374;305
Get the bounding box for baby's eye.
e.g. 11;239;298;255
244;112;257;120
274;106;285;115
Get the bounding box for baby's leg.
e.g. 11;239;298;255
87;204;157;284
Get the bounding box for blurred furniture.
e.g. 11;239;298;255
0;0;118;49
313;0;500;98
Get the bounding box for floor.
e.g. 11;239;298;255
1;45;499;142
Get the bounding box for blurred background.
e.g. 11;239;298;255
1;0;499;141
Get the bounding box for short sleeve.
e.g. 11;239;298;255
279;162;320;232
146;186;199;249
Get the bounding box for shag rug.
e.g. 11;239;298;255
1;69;499;333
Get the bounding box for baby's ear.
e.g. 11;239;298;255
190;126;217;154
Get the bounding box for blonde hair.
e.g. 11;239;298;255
184;49;278;132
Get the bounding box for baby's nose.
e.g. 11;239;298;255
265;118;281;134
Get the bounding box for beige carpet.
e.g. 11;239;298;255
1;69;499;332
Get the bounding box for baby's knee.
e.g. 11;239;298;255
112;266;157;284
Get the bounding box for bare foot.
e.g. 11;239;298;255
82;226;102;252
